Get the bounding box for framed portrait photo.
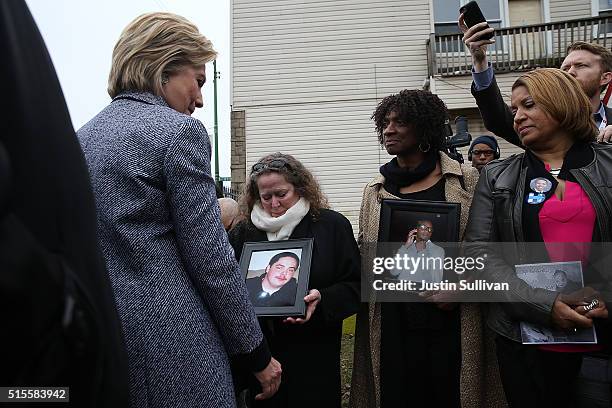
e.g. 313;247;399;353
378;199;461;244
375;199;461;288
238;238;313;317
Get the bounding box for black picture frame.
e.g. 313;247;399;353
378;199;461;244
238;238;313;317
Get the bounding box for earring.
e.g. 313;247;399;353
419;142;431;153
161;75;169;85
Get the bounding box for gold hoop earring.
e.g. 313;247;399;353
419;142;431;153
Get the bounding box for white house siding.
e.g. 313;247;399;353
232;0;434;233
434;70;518;110
243;100;384;229
549;0;593;21
433;70;525;159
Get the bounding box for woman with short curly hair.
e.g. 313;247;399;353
350;89;506;408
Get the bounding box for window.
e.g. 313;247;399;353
434;0;504;52
599;0;612;35
600;0;612;13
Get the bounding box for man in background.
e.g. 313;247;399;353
460;17;612;144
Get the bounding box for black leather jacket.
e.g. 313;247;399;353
465;143;612;342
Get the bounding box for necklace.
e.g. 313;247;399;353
549;167;561;177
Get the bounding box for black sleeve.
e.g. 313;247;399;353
471;77;523;149
232;338;271;373
228;220;247;261
317;212;361;323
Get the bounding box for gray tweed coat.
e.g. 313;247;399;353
78;91;265;408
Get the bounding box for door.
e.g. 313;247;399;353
508;0;545;61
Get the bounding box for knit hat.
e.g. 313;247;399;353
470;135;498;152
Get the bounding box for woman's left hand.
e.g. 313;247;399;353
577;298;608;320
283;289;321;324
570;288;609;320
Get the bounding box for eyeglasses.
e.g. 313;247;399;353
472;149;495;158
417;224;433;232
251;158;291;175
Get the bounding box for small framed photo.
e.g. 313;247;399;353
238;238;313;317
377;199;461;285
378;199;461;244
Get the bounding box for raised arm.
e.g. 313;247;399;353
460;15;523;148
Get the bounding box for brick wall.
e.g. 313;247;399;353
231;110;246;193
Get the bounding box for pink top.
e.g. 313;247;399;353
538;180;600;352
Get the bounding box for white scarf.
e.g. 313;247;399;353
250;198;310;241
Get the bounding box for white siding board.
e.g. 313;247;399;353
233;0;431;109
233;0;435;232
434;72;519;109
243;100;393;233
232;26;430;40
233;12;430;29
549;0;592;21
233;44;427;59
233;0;419;14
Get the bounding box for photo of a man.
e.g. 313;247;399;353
390;220;445;283
246;251;300;307
529;177;552;194
553;269;582;295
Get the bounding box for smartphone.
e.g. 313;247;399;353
459;1;494;40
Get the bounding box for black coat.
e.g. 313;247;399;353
246;275;298;307
0;1;128;406
229;209;361;408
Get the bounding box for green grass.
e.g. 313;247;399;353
341;315;356;407
343;314;356;335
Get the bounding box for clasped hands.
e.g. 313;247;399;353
552;287;608;330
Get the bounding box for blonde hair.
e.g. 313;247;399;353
108;12;217;98
512;68;597;142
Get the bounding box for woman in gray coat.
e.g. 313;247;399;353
77;12;280;408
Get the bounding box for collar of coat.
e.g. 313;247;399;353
366;151;465;191
112;90;169;108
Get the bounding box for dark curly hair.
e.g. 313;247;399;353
239;152;329;220
371;89;449;152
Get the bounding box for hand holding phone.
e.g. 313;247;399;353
405;229;417;246
459;1;494;40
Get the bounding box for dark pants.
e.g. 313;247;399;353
495;335;583;408
380;304;461;408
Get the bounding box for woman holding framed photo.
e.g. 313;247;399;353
350;89;506;408
465;68;612;407
229;152;361;408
